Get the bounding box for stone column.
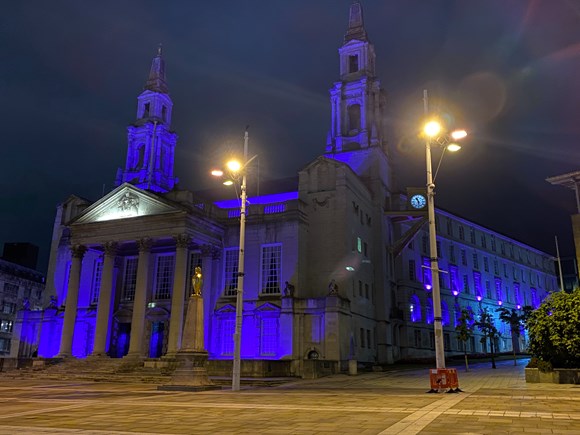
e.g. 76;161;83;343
201;244;215;350
166;234;190;356
127;238;152;358
57;244;86;357
91;242;118;356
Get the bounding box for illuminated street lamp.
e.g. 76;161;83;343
422;90;467;370
211;129;253;392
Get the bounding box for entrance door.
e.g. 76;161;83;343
113;323;131;358
149;321;165;358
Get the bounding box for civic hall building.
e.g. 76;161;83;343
10;3;557;377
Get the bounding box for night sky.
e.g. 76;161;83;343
2;0;580;273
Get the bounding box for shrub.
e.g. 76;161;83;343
527;288;580;368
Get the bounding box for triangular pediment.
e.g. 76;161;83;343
73;183;182;224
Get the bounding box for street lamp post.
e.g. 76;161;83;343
423;90;446;370
422;90;467;370
211;129;250;392
232;130;249;392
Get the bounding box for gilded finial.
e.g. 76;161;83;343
157;43;163;57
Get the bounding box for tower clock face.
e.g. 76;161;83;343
410;194;427;209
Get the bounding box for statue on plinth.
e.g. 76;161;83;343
191;266;203;296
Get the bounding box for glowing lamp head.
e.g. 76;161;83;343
425;284;432;291
451;130;467;140
424;121;442;137
345;266;355;272
476;295;482;302
226;160;242;172
452;290;459;297
516;304;521;310
446;143;462;152
223;180;234;186
498;300;503;306
211;169;224;177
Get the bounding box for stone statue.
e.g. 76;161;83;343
191;266;203;296
283;281;295;297
328;279;338;295
48;295;58;309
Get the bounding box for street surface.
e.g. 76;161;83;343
1;359;579;434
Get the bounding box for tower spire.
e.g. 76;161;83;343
145;44;168;94
344;1;368;43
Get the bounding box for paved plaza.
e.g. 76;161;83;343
1;359;580;434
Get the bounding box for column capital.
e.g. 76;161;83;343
70;244;87;259
202;244;221;260
137;237;153;253
174;233;191;249
103;241;119;257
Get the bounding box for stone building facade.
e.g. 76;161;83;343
12;2;557;376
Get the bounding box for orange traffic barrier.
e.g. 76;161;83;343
428;368;461;393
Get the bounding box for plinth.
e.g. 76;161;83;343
158;291;221;391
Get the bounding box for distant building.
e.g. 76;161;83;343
0;252;45;357
13;2;556;374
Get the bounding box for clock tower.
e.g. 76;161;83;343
116;46;178;193
325;1;391;191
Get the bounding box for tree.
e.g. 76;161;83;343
455;308;473;371
475;308;500;369
496;306;532;366
527;288;580;368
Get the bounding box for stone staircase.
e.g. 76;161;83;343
4;357;172;384
2;357;298;387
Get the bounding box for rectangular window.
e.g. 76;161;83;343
360;328;365;348
224;248;239;296
219;317;235;355
367;329;372;349
472;253;479;269
1;302;16;314
409;259;416;281
122;257;138;301
0;319;13;333
459;226;465;240
485;280;492;299
154;254;175;300
446;218;453;236
491;236;496;252
470;228;476;244
463;275;469;293
495;278;502;301
483;257;489;272
363;242;368;257
461;249;467;266
261;244;282;294
90;259;103;305
364;283;369;299
357;237;362;253
449;266;459;293
260;317;278;356
494;260;499;276
3;283;18;298
449;245;456;263
481;235;487;249
0;338;10;352
474;272;482;297
358;280;363;297
501;243;506;255
444;333;451;350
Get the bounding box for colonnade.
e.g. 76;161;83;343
56;234;217;359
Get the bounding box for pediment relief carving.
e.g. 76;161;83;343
74;184;181;224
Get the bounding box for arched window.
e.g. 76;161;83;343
410;294;421;323
348;104;361;131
